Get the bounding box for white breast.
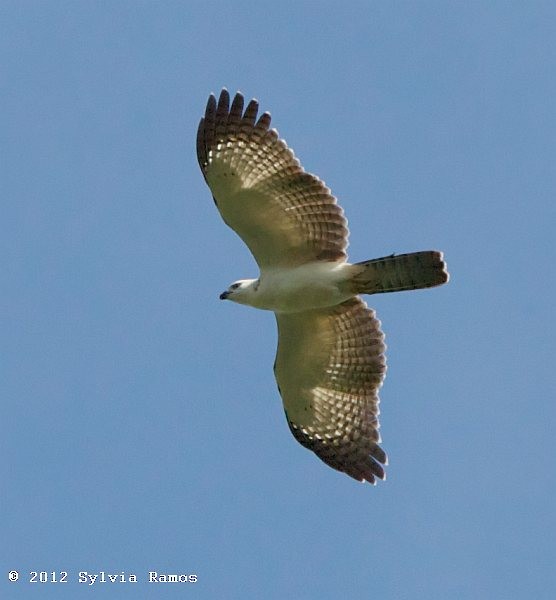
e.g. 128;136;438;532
253;261;354;313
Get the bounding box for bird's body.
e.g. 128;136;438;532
225;261;353;313
197;89;449;484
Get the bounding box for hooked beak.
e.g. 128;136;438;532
219;291;229;300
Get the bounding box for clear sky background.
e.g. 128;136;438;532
2;2;555;599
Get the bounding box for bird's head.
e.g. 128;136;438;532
219;278;259;305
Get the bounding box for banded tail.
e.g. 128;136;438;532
351;251;449;295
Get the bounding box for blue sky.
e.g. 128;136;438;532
2;2;555;598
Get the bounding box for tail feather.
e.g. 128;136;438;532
351;251;449;295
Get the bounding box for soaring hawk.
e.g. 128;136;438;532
197;89;448;484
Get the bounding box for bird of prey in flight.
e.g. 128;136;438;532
197;89;449;484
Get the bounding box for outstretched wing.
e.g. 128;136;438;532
197;89;349;268
274;297;387;484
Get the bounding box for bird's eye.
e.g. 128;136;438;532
230;283;241;290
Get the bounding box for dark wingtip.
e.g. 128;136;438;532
255;111;272;131
228;92;245;125
243;98;259;125
216;88;230;117
205;93;217;120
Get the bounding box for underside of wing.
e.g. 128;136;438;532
274;298;387;484
197;89;349;268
